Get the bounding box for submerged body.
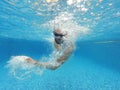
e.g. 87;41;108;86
25;29;74;70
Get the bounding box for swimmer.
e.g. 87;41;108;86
25;29;74;70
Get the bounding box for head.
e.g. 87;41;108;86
54;29;64;39
53;29;64;44
54;29;62;34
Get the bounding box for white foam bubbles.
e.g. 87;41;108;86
67;0;82;5
43;12;89;42
46;0;58;3
6;56;44;80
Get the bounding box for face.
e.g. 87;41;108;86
56;36;62;39
54;29;62;34
54;29;63;39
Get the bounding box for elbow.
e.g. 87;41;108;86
50;67;59;70
49;64;61;70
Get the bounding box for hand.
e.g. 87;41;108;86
25;57;37;64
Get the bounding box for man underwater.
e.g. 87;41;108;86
25;29;74;70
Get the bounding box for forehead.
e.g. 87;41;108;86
54;29;61;33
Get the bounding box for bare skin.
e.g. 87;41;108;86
25;29;74;70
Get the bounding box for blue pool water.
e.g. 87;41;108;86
0;0;120;90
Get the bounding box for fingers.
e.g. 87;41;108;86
25;58;36;64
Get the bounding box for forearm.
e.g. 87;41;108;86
34;61;61;70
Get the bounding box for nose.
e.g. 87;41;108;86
57;36;62;39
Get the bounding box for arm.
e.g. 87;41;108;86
57;42;74;64
26;42;74;70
